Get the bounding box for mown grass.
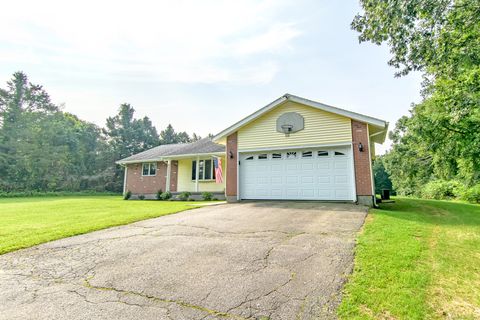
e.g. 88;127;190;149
338;198;480;319
0;196;208;255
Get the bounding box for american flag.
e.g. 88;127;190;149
213;157;223;184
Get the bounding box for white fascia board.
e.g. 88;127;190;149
287;95;387;128
213;94;388;141
115;152;226;164
161;152;225;160
212;95;288;142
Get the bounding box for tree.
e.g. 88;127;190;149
373;155;394;195
159;124;191;144
104;104;159;159
353;0;480;194
0;72;115;192
104;104;160;191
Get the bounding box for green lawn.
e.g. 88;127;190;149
338;198;480;320
0;196;209;255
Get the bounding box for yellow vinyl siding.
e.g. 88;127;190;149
177;158;226;193
237;101;352;150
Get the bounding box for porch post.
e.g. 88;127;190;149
195;156;200;192
166;160;171;192
123;165;128;195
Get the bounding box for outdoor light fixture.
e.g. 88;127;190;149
229;150;234;159
281;124;293;137
358;142;364;152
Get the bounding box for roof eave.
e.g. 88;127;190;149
213;94;388;141
212;95;288;142
115;151;226;165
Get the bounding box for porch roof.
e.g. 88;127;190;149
116;138;225;164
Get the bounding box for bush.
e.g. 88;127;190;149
160;191;172;200
138;194;145;200
460;184;480;203
421;180;463;200
188;198;195;201
123;190;132;200
155;189;163;200
178;191;191;201
202;192;213;201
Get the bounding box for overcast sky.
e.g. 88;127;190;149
0;0;422;154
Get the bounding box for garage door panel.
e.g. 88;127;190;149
334;175;348;184
301;176;314;183
271;176;282;184
271;189;282;197
240;147;354;201
271;164;282;171
286;189;299;197
334;160;348;169
317;162;331;169
301;163;314;170
318;176;331;184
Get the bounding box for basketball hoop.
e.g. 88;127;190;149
281;124;293;137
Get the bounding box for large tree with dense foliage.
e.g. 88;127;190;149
0;72;205;194
353;0;480;194
103;104;160;191
0;72;111;191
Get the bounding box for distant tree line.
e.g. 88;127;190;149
356;0;480;202
0;72;206;193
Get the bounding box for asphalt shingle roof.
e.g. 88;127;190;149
117;138;225;163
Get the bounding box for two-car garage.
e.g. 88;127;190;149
239;145;355;201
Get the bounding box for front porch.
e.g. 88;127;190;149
117;138;227;199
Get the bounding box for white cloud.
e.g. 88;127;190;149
0;0;301;84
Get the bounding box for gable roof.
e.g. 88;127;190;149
116;138;225;164
213;94;388;142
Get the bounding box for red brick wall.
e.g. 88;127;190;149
351;120;373;196
226;132;238;196
125;161;167;194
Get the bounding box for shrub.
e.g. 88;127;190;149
421;180;463;200
138;194;145;200
460;184;480;203
155;189;163;200
123;190;132;200
178;191;191;201
160;191;172;200
188;198;195;201
202;192;213;201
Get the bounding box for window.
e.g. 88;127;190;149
302;151;313;158
286;151;297;159
272;153;282;159
334;151;345;156
205;159;212;180
318;151;329;157
192;159;216;180
245;156;254;160
258;154;267;160
142;163;156;176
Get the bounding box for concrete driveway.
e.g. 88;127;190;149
0;202;367;320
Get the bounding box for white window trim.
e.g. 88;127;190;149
141;162;157;176
192;159;216;182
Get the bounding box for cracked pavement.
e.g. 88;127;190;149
0;201;367;320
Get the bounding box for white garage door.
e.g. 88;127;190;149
239;146;355;201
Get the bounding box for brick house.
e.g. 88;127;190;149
116;94;388;206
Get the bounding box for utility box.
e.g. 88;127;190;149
381;189;390;200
